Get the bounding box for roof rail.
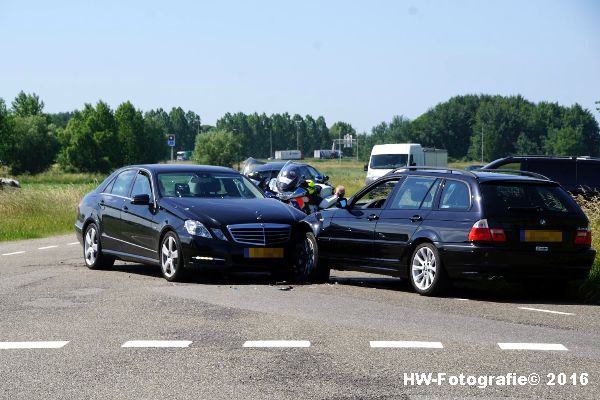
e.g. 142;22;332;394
477;168;550;180
390;166;478;178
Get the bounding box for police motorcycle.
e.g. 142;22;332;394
273;161;337;214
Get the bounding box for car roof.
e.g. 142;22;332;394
254;161;287;171
387;168;556;184
129;164;238;174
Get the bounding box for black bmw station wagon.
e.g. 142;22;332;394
75;165;322;282
304;167;596;296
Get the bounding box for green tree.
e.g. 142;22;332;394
115;101;147;165
11;91;45;117
3;115;58;174
544;126;586;156
193;129;241;167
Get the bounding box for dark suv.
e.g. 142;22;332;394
484;156;600;195
304;167;596;296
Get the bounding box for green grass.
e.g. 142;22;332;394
0;183;97;241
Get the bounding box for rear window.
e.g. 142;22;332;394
481;182;578;216
525;159;576;184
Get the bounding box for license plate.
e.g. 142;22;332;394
520;230;563;242
244;248;284;258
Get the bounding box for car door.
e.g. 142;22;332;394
119;170;159;261
322;177;401;264
373;176;441;265
99;169;137;252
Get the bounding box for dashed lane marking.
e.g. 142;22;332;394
1;251;26;256
498;343;568;351
67;242;79;246
518;307;575;316
121;340;192;348
38;245;58;250
0;341;69;349
370;341;444;349
243;340;311;348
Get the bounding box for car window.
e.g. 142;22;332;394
439;180;471;210
307;166;320;179
525;159;576;183
158;172;264;199
131;172;152;198
353;179;400;209
110;169;137;197
481;182;577;215
389;176;439;209
576;161;600;190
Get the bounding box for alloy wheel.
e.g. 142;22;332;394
411;245;437;291
84;226;98;266
161;235;179;279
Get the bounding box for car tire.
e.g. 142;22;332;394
409;243;446;296
83;223;114;270
160;232;187;282
289;231;320;283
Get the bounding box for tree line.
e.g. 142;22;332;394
0;91;598;175
359;94;600;162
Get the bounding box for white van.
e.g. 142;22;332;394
364;143;447;184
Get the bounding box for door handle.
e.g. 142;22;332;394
368;214;379;221
409;215;423;222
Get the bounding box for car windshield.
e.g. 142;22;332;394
481;182;577;215
370;154;409;169
157;172;264;199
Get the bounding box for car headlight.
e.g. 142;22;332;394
211;228;228;241
184;220;211;238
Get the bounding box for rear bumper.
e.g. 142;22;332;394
439;243;596;280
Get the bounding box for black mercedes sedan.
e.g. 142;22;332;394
75;164;325;282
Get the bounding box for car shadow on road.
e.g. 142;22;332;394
329;274;596;306
110;261;284;286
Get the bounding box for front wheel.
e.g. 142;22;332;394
409;243;446;296
160;232;187;282
83;223;114;270
289;231;323;283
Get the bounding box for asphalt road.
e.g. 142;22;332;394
1;234;598;399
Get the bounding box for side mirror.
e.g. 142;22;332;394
337;198;348;208
323;175;329;182
131;194;150;205
363;164;368;172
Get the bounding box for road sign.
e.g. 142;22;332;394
167;135;175;147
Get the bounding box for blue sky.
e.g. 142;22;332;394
1;0;599;132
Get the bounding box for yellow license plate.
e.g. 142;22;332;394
244;248;284;258
520;230;563;242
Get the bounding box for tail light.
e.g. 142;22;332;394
468;219;506;242
574;227;592;245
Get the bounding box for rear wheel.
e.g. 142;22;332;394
83;223;114;270
160;232;187;282
409;243;446;296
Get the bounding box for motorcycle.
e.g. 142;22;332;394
274;161;337;214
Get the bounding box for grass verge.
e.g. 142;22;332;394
0;183;97;241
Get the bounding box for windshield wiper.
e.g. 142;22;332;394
507;206;544;213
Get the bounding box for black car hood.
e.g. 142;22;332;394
159;197;305;227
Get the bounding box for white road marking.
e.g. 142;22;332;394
243;340;311;348
0;341;69;349
1;251;26;256
498;343;568;351
67;242;79;246
370;341;444;349
518;307;574;316
121;340;192;348
453;298;470;301
38;245;58;250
